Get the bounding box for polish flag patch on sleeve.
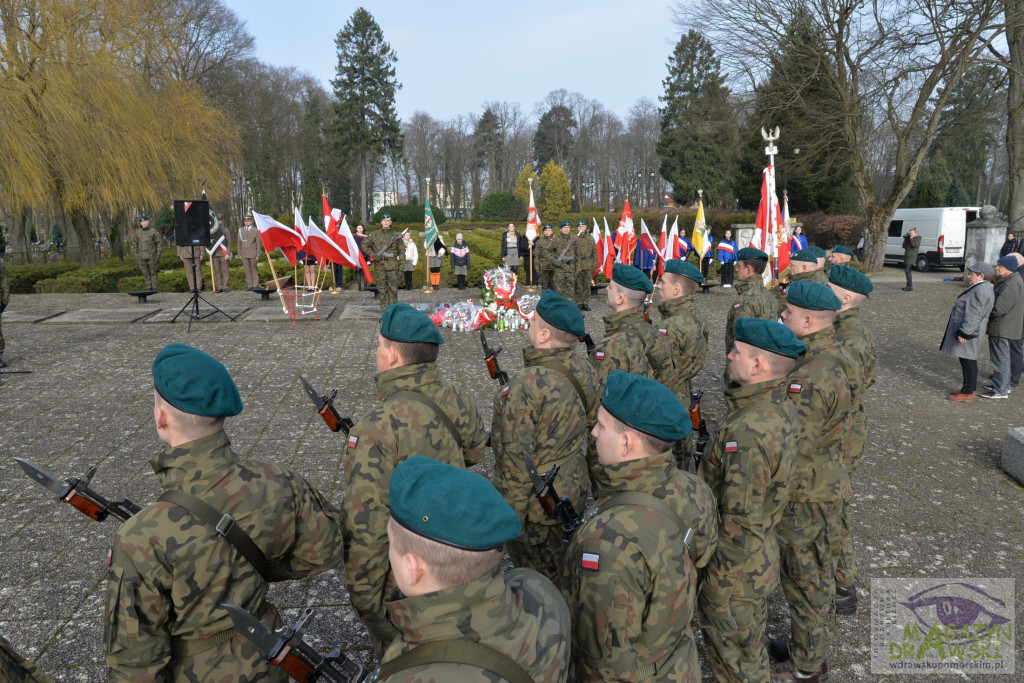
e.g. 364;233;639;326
347;434;359;448
658;328;668;335
501;385;510;396
725;441;738;453
733;303;742;309
788;383;803;393
595;351;605;360
581;552;600;571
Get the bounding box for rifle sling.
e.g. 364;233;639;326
158;489;270;582
533;360;589;414
376;639;535;683
389;391;465;451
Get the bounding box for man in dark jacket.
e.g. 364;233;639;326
982;254;1024;398
999;231;1021;258
902;228;921;291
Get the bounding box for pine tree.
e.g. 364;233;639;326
534;105;576;171
657;30;738;208
331;8;403;222
538;161;571;220
513;164;540;209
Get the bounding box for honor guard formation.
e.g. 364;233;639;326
2;239;880;683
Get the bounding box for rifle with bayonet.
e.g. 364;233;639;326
578;333;595;355
521;449;583;542
480;330;509;385
642;295;653;324
555;231;582;263
371;228;410;262
689;389;710;468
300;376;354;435
14;458;140;522
223;604;369;682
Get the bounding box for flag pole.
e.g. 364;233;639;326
422;190;434;293
261;246;288;313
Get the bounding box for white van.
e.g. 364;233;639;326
885;207;979;271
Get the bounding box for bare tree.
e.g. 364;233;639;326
678;0;1003;269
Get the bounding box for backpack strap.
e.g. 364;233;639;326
533;360;589;413
376;639;535;683
158;489;269;582
389;390;465;451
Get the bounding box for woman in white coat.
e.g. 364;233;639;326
941;261;995;401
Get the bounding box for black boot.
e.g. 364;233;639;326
457;275;465;290
835;585;857;615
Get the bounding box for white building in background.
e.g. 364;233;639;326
372;191;398;215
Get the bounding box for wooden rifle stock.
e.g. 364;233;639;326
271;645;316;683
64;489;107;521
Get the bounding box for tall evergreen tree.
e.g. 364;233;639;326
331;7;402;222
538;160;571;220
475;107;503;193
534;105;576;171
657;30;738;208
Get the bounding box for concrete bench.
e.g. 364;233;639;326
1002;428;1024;485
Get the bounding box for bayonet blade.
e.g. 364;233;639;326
222;603;287;660
299;376;324;409
521;450;546;493
14;458;71;498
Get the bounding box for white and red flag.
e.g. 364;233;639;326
592;219;603;278
777;193;791;274
305;217;351;266
601;219;615;278
754;164;785;283
639;219;663;261
333;209;375;283
251;210;302;266
526;185;541;240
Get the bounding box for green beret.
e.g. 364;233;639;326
536;289;585;337
786;280;841;311
734;318;807;358
577;219;587;227
828;264;873;295
543;224;553;231
791;249;818;264
664;259;704;283
152;344;242;418
381;213;391;219
140;215;149;222
390;456;520;550
559;220;571;228
601;370;690;441
831;245;854;257
806;246;827;259
380;302;445;345
737;247;768;261
612;262;653;293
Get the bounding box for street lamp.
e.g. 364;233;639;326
650;171;656;208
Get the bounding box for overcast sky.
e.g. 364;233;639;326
220;0;681;123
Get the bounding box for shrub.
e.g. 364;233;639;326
477;192;526;222
801;213;864;248
373;203;447;226
5;262;80;294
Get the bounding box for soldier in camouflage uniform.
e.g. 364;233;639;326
775;249;828;315
654;260;709;468
379;456;570;682
699;318;805;683
1;633;51;683
551;221;576;300
536;224;555;291
725;248;779;356
828;244;854;266
827;265;876;615
492;290;598;584
343;303;487;654
574;220;597;310
132;215;164;291
0;254;8;368
564;371;718;683
362;213;404;313
105;344;344;682
769;281;853;683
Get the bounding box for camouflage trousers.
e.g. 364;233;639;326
0;633;51;682
575;269;591;306
538;269;554;292
0;312;5;361
507;520;566;587
777;500;839;672
552;268;575;302
137;257;160;291
832;496;857;590
699;593;770;683
375;267;401;313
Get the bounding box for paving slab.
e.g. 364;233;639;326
338;304;382;320
2;311;66;323
241;305;336;322
143;305;250;323
41;309;158;324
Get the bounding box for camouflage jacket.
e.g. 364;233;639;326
536;235;556;272
551;234;574;268
0;633;51;683
565;450;718;683
363;227;402;271
786;328;852;503
776;268;828;313
492;346;598;528
131;226;163;261
835;307;876;392
105;431;344;682
698;377;798;603
343;362;486;648
575;230;597;275
655;295;708;400
0;257;8;308
590;308;658;397
381;566;571;683
726;277;778;353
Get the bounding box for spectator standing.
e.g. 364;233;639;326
353;223;368;290
999;231;1020;258
716;229;737;287
427;236;446;288
501;223;522;275
701;232;715;280
401;232;418;290
449;233;471;290
901;228;921;291
981;255;1024;399
941;262;994;401
789;225;809;252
